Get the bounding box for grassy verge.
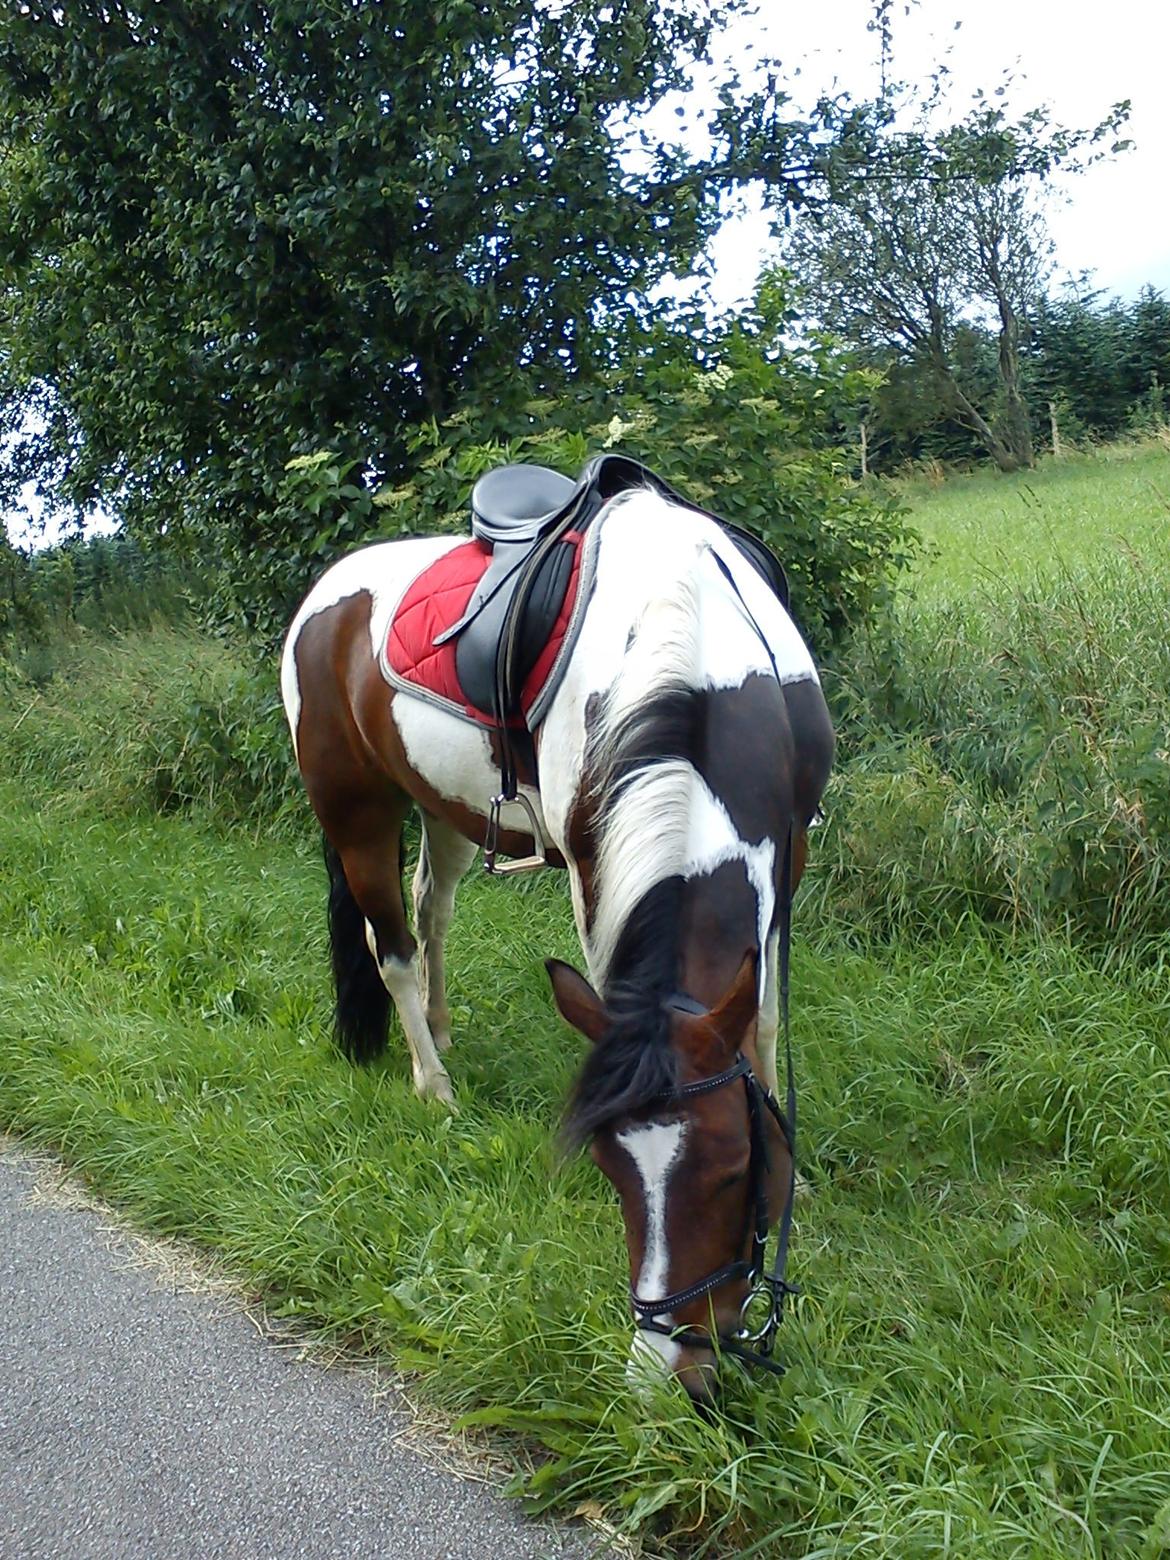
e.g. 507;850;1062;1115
2;778;1169;1555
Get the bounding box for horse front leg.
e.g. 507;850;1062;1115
756;926;780;1098
412;813;478;1052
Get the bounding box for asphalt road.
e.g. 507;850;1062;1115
0;1146;601;1560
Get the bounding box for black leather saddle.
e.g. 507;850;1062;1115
434;454;790;732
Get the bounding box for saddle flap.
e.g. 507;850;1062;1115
454;535;578;719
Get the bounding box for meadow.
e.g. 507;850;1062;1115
1;443;1168;1556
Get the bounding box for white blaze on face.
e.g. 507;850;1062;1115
617;1118;687;1373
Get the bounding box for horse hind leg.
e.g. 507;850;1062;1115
325;808;455;1106
412;812;478;1052
325;836;390;1064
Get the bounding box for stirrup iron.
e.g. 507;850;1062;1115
483;791;549;876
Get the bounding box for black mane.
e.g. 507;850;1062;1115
561;875;685;1148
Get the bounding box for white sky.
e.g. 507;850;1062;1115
705;0;1170;309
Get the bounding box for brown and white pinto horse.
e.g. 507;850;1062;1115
281;487;833;1397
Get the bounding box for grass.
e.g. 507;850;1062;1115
2;782;1169;1554
2;446;1170;1553
897;439;1170;600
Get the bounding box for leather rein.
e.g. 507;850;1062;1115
631;546;804;1378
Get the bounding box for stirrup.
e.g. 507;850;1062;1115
483;791;549;876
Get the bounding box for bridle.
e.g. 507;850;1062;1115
631;831;798;1380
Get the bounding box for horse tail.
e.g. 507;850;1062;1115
323;836;390;1063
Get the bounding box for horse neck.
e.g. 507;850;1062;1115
576;502;783;1008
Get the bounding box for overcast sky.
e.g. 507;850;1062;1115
705;0;1170;309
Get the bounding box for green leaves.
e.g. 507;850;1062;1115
0;0;900;638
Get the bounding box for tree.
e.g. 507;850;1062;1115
0;0;874;589
782;98;1130;472
1027;285;1170;444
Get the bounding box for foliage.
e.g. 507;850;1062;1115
0;0;879;610
1030;286;1170;444
784;92;1131;473
0;531;195;654
834;287;1170;473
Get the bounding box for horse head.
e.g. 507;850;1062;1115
548;952;793;1402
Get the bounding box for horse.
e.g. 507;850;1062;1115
280;472;834;1399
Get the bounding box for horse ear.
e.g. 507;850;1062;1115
705;951;759;1048
545;959;610;1046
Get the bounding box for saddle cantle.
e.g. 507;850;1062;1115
468;464;576;542
437;454;790;730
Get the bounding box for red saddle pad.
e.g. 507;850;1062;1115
384;533;585;726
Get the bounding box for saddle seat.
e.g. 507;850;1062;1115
468;464;576;543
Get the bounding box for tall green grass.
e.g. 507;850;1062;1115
0;623;295;824
818;553;1170;947
813;440;1170;950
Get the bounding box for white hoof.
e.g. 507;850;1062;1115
417;1069;456;1109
